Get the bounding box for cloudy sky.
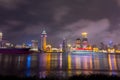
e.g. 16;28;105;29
0;0;120;47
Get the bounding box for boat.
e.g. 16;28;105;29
0;47;31;54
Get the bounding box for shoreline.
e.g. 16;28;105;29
0;74;120;80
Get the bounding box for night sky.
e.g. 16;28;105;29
0;0;120;47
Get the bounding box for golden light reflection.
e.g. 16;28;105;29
108;54;112;70
112;55;117;70
46;53;51;70
76;71;81;75
93;55;99;69
108;54;117;71
90;55;92;69
68;54;71;69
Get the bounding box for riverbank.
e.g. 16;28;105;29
0;74;120;80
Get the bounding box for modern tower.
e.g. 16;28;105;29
41;30;47;51
81;32;88;41
81;32;88;48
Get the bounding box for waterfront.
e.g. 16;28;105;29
0;52;120;78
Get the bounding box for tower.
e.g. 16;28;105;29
62;38;68;52
41;30;47;51
0;32;3;41
81;32;88;48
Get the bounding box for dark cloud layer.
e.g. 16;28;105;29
0;0;120;47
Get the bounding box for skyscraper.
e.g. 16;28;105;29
0;32;3;41
62;38;67;52
41;30;47;51
81;32;88;48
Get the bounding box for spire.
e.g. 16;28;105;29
41;30;47;35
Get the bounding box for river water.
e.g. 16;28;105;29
0;52;120;78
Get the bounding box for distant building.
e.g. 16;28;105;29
0;32;14;48
62;38;67;52
30;40;38;51
75;38;82;48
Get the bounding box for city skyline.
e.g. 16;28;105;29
0;0;120;46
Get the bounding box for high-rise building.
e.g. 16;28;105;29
31;40;38;51
41;30;47;51
81;32;88;48
75;38;82;48
0;32;3;41
62;38;67;52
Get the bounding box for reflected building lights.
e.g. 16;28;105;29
75;56;80;69
108;54;117;72
90;55;92;69
84;56;88;69
68;54;71;70
26;55;31;77
59;53;62;69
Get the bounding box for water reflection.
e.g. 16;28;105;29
0;53;120;78
26;55;31;77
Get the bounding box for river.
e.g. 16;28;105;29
0;52;120;78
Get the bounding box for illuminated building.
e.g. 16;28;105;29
0;32;13;48
31;40;38;51
0;32;3;41
93;47;99;52
81;32;89;48
67;44;72;51
81;32;88;38
107;48;115;53
115;50;120;53
46;45;52;52
59;44;63;52
51;48;59;52
75;38;82;48
41;30;47;51
82;38;88;48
